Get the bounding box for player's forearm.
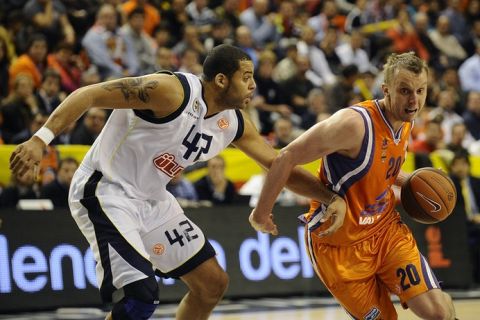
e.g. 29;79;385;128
395;170;410;187
255;150;296;214
43;87;94;136
287;167;336;204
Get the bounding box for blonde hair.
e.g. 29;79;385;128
383;52;428;85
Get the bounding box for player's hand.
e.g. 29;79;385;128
249;209;278;236
9;137;46;178
318;195;346;237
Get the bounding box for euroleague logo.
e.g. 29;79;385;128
217;118;229;129
153;243;165;255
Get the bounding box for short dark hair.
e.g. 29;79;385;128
202;44;251;81
128;6;145;19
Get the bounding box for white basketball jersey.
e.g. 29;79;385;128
80;72;244;200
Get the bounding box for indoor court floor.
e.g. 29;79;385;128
2;291;480;320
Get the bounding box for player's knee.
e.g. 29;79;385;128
423;294;454;320
198;270;229;301
112;277;159;320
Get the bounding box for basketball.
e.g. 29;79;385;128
401;167;457;224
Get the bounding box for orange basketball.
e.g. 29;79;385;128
401;167;457;224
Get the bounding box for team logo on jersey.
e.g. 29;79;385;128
153;153;184;177
218;118;229;129
192;99;200;113
381;138;388;163
364;307;381;320
152;243;165;255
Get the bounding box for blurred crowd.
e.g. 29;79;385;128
0;0;479;212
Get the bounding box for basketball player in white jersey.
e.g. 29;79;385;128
10;45;346;320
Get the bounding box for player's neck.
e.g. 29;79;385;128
202;82;223;117
379;98;404;132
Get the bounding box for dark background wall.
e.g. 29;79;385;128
0;205;471;312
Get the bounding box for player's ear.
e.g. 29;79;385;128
215;73;228;89
381;83;389;96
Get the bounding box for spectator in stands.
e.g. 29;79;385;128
120;0;160;36
120;6;157;75
0;169;39;208
447;122;470;154
194;155;237;205
428;14;467;67
152;24;171;49
301;88;330;130
186;0;217;38
463;91;480;141
234;25;259;68
458;40;480;93
297;26;336;88
70;108;107;145
155;47;177;72
47;42;82;93
462;19;480;57
440;0;469;45
23;0;75;49
271;117;298;149
11;112;48;145
214;0;241;33
272;0;298;39
325;64;359;114
307;0;342;42
204;19;233;52
414;12;442;70
319;26;342;75
272;42;298;83
429;89;472;145
82;4;137;79
0;36;12;100
386;8;429;62
172;23;207;59
1;75;39;143
161;0;189;46
336;30;375;74
281;54;315;116
40;157;78;207
449;150;480;283
35;69;63;115
239;0;278;48
9;33;48;90
177;48;203;76
252;50;291;135
166;171;201;208
410;119;444;154
344;0;369;34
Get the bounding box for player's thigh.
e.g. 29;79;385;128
306;236;397;319
328;275;398;320
377;222;441;307
142;212;217;278
69;170;154;301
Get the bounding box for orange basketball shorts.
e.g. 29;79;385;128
305;221;441;319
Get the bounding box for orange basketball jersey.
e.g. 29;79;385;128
305;100;412;245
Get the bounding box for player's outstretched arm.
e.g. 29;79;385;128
248;109;363;235
10;73;183;177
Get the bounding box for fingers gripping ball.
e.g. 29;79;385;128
401;168;457;224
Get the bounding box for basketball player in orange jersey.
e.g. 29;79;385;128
250;52;457;319
9;44;345;320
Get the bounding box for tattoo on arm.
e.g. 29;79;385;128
102;78;159;103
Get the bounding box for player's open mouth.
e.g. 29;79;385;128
405;108;417;115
